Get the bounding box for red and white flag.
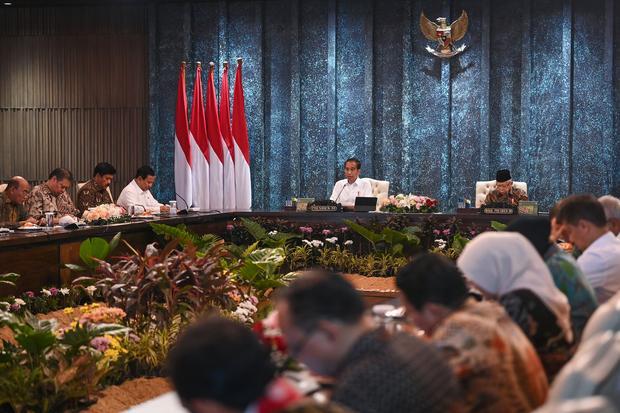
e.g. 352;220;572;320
206;63;224;210
232;58;252;210
189;63;210;209
174;62;192;210
219;62;236;210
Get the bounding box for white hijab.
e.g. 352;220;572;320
457;231;573;343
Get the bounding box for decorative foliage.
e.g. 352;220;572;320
344;219;421;257
81;204;130;225
380;194;439;213
0;310;128;413
150;223;220;253
240;218;300;248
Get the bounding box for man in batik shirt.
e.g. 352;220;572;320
484;169;528;206
77;162;115;214
0;177;35;227
27;168;79;224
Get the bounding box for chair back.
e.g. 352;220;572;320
362;178;390;210
475;180;527;207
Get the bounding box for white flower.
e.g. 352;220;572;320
268;230;278;236
434;239;447;250
59;288;70;296
310;240;324;248
325;237;338;244
41;288;51;296
302;239;312;246
85;285;97;295
344;240;353;246
13;298;26;306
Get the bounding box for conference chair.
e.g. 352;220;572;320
362;178;389;211
475;180;528;208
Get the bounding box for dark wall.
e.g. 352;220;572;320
0;5;149;198
149;0;620;211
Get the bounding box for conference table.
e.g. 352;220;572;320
0;210;520;294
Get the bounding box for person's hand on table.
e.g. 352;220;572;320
160;205;170;213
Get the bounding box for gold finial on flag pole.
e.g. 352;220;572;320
209;61;215;72
181;61;186;66
223;61;229;69
196;61;202;67
236;57;243;66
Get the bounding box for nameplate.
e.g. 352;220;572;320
307;204;342;212
481;206;517;215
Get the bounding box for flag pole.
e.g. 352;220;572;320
236;57;243;66
223;61;229;69
209;61;215;72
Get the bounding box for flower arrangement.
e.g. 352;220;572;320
82;204;130;225
253;311;298;372
380;194;439;213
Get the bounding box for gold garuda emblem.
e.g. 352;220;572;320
420;10;468;58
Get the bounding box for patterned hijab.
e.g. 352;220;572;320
457;231;572;343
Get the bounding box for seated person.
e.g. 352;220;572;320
276;270;462;413
27;168;79;224
506;216;598;344
457;232;574;379
329;158;372;208
598;195;620;237
0;177;36;227
77;162;115;214
556;194;620;304
397;253;549;413
167;316;301;413
117;165;169;214
483;169;528;206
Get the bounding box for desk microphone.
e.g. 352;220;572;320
175;192;190;214
334;183;347;203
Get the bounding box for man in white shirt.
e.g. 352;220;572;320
598;195;620;237
557;194;620;303
117;165;170;214
329;158;373;208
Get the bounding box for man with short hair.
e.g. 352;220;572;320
77;162;115;213
556;194;620;303
329;158;373;207
396;253;549;413
598;195;620;237
167;316;300;413
0;176;35;227
27;168;79;223
276;270;462;413
116;165;169;214
484;169;528;206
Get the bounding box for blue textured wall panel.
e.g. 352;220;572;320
148;0;619;211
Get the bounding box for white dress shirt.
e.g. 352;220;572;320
117;179;163;213
577;231;620;303
329;177;373;207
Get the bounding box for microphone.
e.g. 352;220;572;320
334;183;347;203
175;192;190;214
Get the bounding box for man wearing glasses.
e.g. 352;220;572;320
276;270;462;413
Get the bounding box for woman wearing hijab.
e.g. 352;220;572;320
457;232;573;379
506;216;598;345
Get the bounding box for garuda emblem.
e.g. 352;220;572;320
420;10;468;58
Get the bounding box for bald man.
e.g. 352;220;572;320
0;177;36;227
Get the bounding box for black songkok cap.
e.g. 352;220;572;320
496;169;511;183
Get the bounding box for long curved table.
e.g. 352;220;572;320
0;210;519;294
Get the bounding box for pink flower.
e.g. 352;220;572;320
90;336;111;352
340;227;348;232
24;291;35;298
442;229;451;236
433;229;441;235
49;287;59;296
226;224;234;231
322;229;332;236
9;303;20;312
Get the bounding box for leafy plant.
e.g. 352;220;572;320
235;243;292;298
0;273;19;310
240;218;300;248
344;219;421;257
0;310;128;413
65;232;121;272
490;220;507;231
73;239;244;330
150;223;220;253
